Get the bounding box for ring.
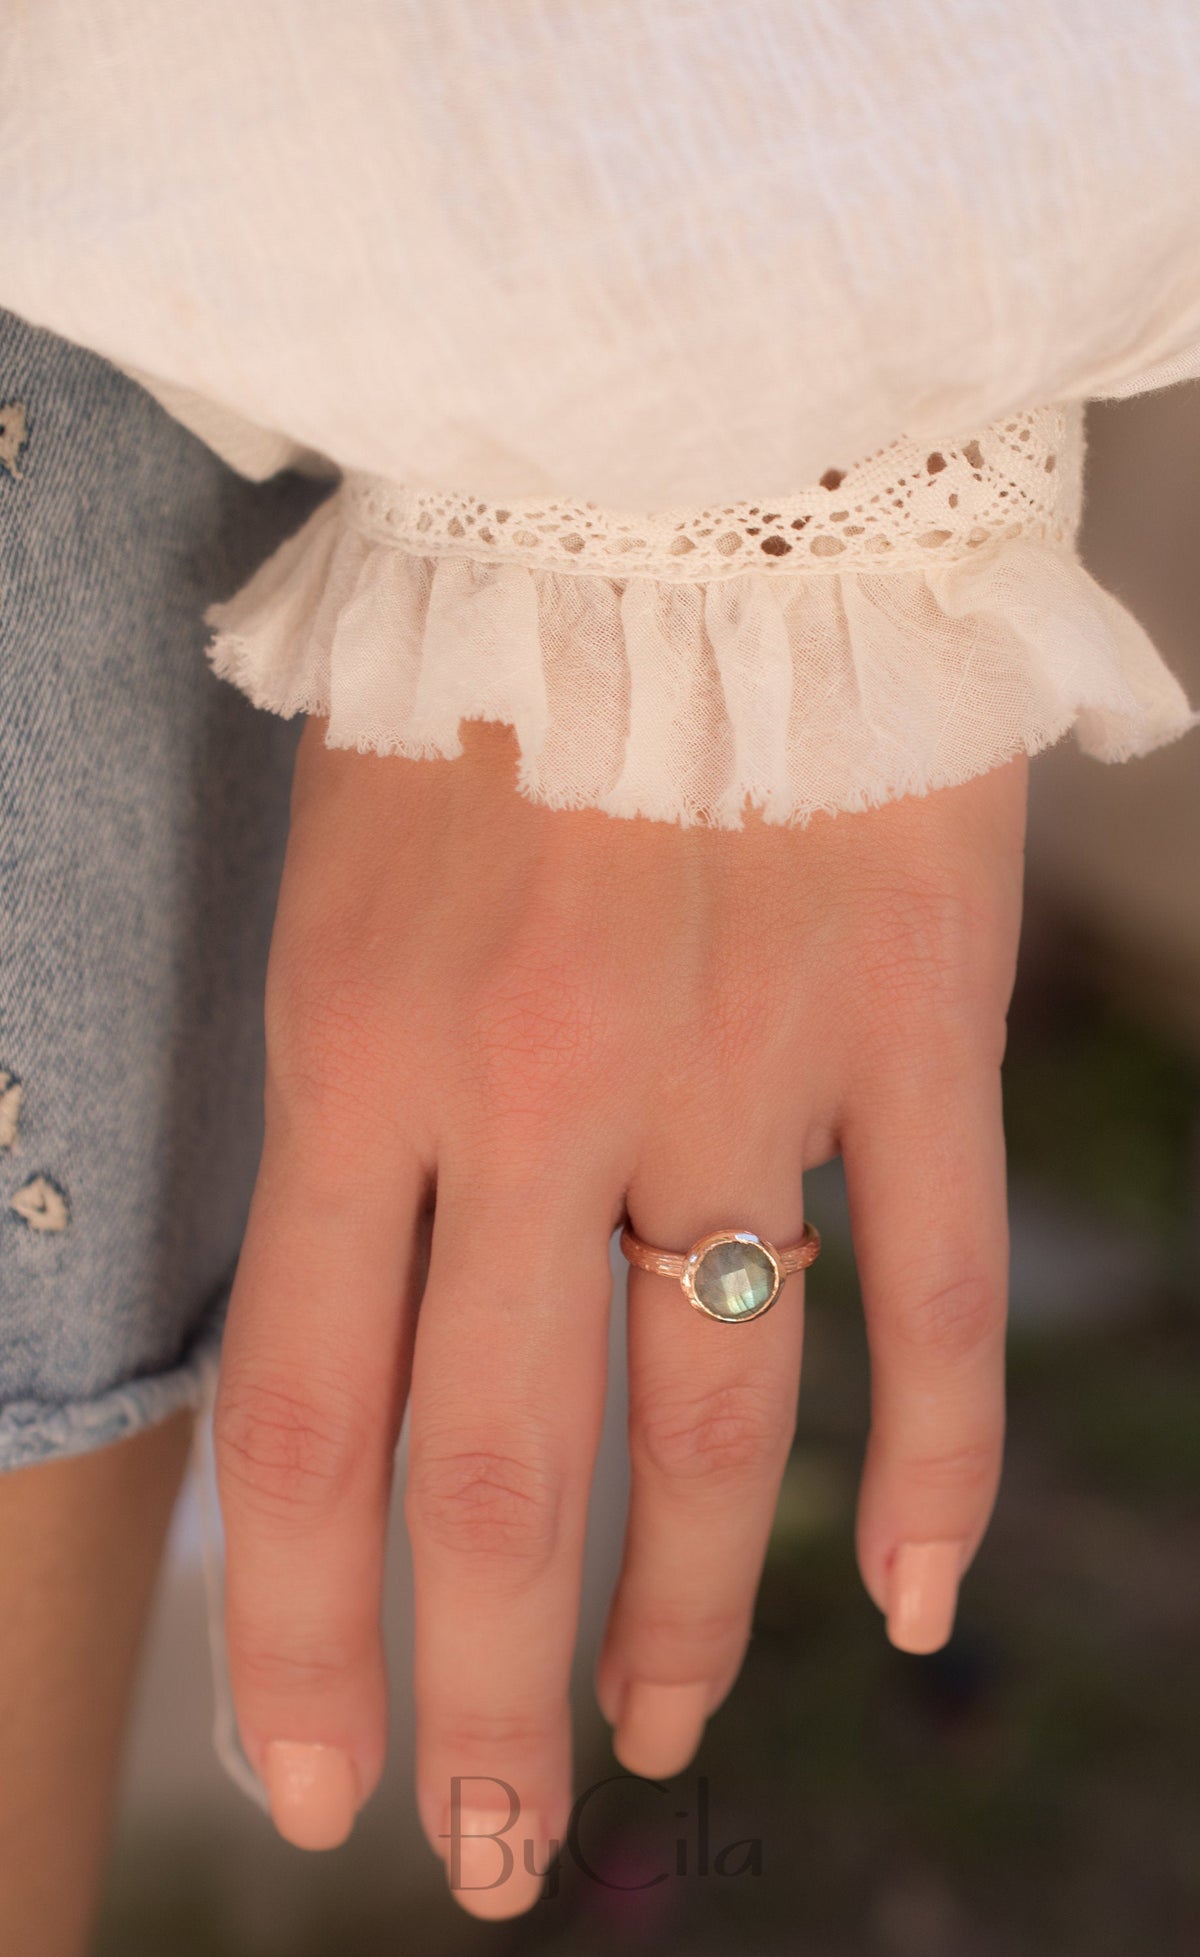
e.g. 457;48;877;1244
618;1221;821;1324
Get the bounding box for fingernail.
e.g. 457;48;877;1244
613;1681;710;1778
886;1540;964;1654
263;1741;359;1850
446;1808;550;1920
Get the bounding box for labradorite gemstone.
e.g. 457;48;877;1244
692;1237;778;1321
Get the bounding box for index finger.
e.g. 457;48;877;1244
213;1120;428;1846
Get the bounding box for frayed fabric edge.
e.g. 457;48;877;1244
0;1307;228;1474
203;505;1200;831
206;623;1200;835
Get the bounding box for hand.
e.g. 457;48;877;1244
212;717;1026;1917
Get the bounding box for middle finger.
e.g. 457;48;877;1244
404;1138;621;1918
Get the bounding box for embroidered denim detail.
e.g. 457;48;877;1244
0;399;29;479
0;1069;21;1150
9;1174;70;1233
0;302;331;1483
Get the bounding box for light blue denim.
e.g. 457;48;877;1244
0;305;333;1472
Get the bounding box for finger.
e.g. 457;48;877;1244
843;1040;1008;1654
403;1144;617;1921
596;1150;809;1779
214;1126;429;1849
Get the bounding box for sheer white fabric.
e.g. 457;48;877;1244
5;1;1200;502
2;0;1198;827
4;0;1190;825
204;403;1198;829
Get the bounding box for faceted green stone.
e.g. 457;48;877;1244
692;1237;778;1321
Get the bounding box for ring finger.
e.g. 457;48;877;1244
596;1140;812;1779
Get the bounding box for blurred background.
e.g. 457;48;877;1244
95;387;1200;1957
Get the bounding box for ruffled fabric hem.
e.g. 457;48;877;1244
203;489;1199;830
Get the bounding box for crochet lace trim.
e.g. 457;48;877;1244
344;404;1082;580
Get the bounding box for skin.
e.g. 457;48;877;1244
212;716;1027;1918
0;1409;196;1957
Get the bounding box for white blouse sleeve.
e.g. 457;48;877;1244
202;400;1197;830
6;0;1198;827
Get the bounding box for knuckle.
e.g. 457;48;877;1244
463;945;625;1124
621;1598;748;1666
264;958;397;1135
848;880;1010;1045
888;1273;1002;1363
214;1373;370;1520
405;1443;561;1572
433;1705;555;1761
230;1626;370;1699
698;964;794;1083
896;1438;1002;1500
266;949;380;1068
635;1379;791;1486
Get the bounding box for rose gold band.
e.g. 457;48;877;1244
619;1222;821;1282
617;1220;820;1324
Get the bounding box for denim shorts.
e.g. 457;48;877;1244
0;305;333;1475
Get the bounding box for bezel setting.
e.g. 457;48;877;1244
682;1229;783;1324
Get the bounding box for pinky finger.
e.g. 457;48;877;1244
842;1047;1009;1653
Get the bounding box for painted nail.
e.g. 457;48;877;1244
446;1808;550;1920
263;1741;359;1850
886;1540;964;1654
613;1680;710;1778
